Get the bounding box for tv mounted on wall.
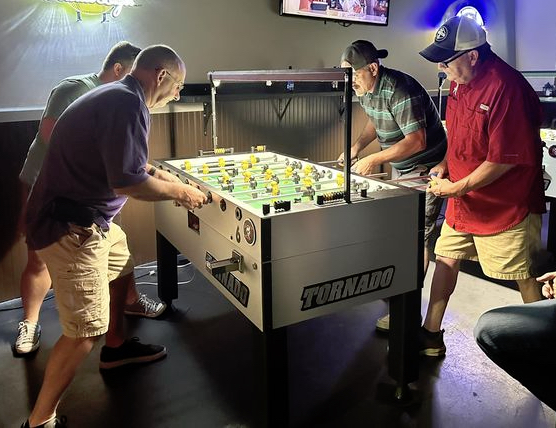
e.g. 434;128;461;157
280;0;389;26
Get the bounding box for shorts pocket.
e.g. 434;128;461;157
67;224;98;250
55;269;106;336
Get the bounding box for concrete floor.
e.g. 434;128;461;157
0;261;555;428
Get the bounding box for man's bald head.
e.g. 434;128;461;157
132;45;184;75
130;44;186;109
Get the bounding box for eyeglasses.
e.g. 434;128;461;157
165;71;185;91
440;50;469;68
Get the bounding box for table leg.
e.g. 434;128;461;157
156;230;179;304
253;325;289;428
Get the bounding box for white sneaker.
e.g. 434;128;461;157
15;320;41;354
124;294;166;318
375;314;390;332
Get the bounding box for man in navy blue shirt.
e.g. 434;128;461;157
23;45;208;428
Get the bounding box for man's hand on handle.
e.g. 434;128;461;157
176;185;209;210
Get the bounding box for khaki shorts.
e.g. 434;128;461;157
434;214;542;280
37;222;135;338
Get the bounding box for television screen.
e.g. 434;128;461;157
280;0;389;26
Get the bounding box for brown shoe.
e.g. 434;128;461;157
21;416;67;428
419;327;446;357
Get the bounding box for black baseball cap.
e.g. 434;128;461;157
341;40;388;70
420;15;488;63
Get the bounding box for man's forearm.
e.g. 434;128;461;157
352;137;371;155
115;177;185;202
367;129;426;165
456;161;515;194
367;140;423;165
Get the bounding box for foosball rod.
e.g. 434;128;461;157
226;178;343;195
235;184;361;200
185;155;279;169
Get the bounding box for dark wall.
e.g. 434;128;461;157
0;121;36;260
540;101;556;129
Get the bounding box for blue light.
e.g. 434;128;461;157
418;0;493;29
418;0;453;29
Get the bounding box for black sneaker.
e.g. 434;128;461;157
99;337;167;370
21;416;67;428
419;327;446;357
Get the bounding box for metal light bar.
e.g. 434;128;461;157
208;68;347;83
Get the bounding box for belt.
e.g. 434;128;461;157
49;198;109;231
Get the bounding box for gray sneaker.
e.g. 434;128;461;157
124;294;166;318
15;320;41;354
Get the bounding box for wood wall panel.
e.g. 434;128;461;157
0;239;27;302
174;111;212;158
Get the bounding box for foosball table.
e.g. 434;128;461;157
154;148;422;329
153;149;423;424
153;68;423;427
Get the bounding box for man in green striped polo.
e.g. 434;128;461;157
337;40;447;333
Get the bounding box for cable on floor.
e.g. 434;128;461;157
0;260;193;312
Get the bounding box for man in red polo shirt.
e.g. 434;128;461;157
417;15;545;357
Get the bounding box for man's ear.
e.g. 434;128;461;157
369;62;379;77
468;50;480;66
155;68;166;87
113;62;124;79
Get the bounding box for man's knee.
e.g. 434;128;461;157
435;255;460;270
474;310;500;353
61;334;102;352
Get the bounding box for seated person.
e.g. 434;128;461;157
474;271;556;411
